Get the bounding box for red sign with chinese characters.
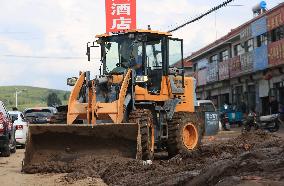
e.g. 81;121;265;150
267;7;284;31
105;0;136;33
229;56;241;78
268;38;284;67
218;60;229;81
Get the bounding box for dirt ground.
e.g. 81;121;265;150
0;148;106;186
1;126;284;186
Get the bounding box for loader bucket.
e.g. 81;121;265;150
22;124;140;173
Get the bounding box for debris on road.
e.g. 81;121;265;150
22;131;284;186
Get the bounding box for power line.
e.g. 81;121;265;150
168;0;235;32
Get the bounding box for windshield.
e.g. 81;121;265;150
197;103;216;112
146;39;162;69
24;109;52;118
10;114;18;121
103;36;142;74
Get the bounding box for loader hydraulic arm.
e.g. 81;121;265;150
67;69;133;124
67;72;88;124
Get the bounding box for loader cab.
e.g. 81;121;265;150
95;30;184;94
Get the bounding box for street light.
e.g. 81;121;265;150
15;88;27;108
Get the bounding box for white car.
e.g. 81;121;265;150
8;111;28;147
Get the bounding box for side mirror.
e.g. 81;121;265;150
67;77;78;86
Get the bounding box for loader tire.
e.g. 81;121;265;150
167;112;201;158
129;109;155;160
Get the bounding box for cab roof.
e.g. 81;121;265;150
96;29;172;38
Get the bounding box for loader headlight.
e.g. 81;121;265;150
135;76;148;83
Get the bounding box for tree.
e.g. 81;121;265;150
63;93;70;100
47;92;62;107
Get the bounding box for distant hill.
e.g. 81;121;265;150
0;86;70;111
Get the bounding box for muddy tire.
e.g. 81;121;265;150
129;109;155;160
2;146;11;157
167;112;201;158
10;139;16;153
268;120;280;133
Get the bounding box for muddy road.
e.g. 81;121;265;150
1;128;284;186
0;149;106;186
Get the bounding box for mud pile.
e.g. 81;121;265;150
23;131;284;186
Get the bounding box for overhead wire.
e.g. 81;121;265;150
0;0;236;60
168;0;235;32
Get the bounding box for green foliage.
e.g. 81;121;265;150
0;86;70;111
47;92;62;107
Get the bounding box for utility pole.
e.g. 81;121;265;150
15;88;27;108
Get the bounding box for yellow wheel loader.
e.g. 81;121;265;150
23;30;210;170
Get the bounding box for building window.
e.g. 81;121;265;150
210;54;218;63
271;25;284;42
256;33;268;47
220;50;229;62
246;39;254;52
234;44;244;56
193;63;197;72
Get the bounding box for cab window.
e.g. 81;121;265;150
169;39;182;68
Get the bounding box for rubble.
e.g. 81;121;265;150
23;131;284;185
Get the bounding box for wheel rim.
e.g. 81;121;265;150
182;123;198;150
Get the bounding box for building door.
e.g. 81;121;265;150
261;96;269;115
233;86;243;106
273;82;284;104
247;85;256;111
220;93;229;106
279;87;284;104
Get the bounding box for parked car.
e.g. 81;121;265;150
195;100;217;112
23;107;57;124
8;111;28;147
0;101;16;157
195;100;221;135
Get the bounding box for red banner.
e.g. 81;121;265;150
229;56;241;78
105;0;136;33
218;60;229;81
267;7;284;31
268;38;284;67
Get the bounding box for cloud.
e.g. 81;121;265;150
0;0;281;90
0;36;33;55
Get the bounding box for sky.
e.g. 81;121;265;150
0;0;282;90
